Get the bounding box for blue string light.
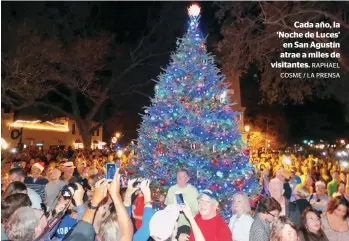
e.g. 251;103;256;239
136;5;260;220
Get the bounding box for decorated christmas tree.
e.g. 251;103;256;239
137;4;260;219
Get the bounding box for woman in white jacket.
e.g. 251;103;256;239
228;192;254;241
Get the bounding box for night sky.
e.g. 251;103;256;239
2;1;348;144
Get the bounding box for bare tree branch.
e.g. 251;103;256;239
33;101;74;119
52;89;72;103
217;1;349;105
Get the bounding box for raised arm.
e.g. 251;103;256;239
107;170;133;241
179;201;205;241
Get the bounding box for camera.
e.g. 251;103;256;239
61;183;78;198
78;178;91;191
61;179;91;204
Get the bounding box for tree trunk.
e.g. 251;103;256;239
75;118;92;151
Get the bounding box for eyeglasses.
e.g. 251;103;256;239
268;212;278;218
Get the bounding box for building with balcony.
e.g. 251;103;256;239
1;109;103;150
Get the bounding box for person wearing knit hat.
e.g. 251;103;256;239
25;162;48;201
150;204;180;241
32;162;45;175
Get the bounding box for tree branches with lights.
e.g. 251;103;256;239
137;4;260;219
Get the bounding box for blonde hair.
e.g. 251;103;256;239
98;215;120;241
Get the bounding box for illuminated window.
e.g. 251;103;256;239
96;128;100;136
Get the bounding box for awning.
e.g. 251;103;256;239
93;140;98;144
75;140;82;144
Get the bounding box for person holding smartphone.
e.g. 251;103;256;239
165;168;198;239
178;201;206;241
187;190;232;241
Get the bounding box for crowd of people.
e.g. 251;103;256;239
1;147;349;241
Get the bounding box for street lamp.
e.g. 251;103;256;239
1;138;9;150
117;150;123;158
244;125;250;133
116;132;121;138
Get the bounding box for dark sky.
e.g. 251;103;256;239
2;1;348;143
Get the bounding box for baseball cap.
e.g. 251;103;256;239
199;189;218;201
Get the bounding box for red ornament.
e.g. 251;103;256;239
243;149;250;156
160;179;165;185
235;179;243;187
212;158;218;166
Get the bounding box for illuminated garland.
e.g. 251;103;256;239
9;120;69;132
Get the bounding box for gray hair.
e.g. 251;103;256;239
99;215;120;241
232;192;251;214
5;207;40;241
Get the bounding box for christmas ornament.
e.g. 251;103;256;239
135;3;260;221
243;149;250;156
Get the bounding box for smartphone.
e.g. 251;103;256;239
120;174;128;188
105;163;116;180
175;192;184;205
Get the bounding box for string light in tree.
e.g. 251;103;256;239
135;4;260;219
